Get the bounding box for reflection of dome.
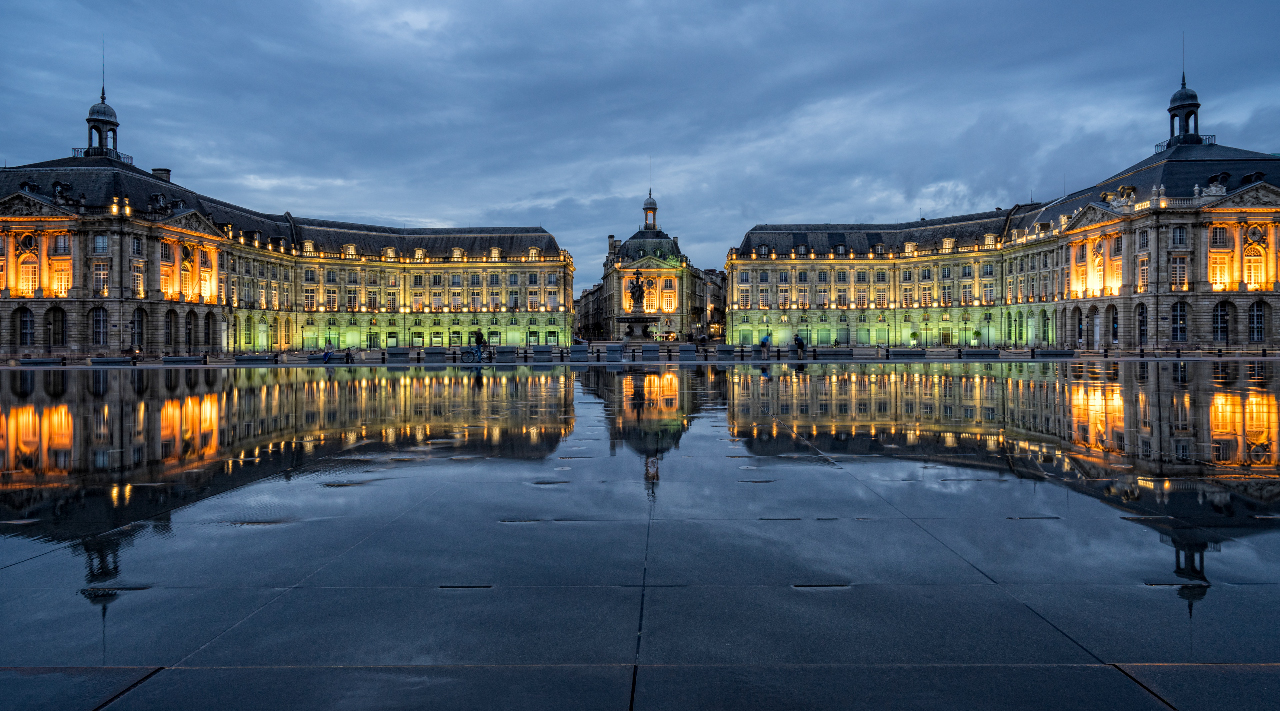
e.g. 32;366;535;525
88;90;118;124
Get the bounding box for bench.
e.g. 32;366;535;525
961;349;1000;359
89;357;134;366
1035;349;1076;358
19;357;65;366
679;344;697;361
570;345;589;362
165;355;206;364
494;345;517;363
888;349;927;359
234;354;277;364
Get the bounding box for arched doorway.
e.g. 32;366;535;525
48;306;67;350
257;318;268;352
131;308;147;350
1085;306;1099;349
1104;305;1118;345
165;310;179;349
1135;303;1148;346
185;311;197;352
204;312;216;351
1212;302;1235;344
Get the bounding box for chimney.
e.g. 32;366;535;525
151;168;171;182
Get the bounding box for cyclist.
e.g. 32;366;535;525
471;330;487;362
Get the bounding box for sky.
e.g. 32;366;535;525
2;0;1279;288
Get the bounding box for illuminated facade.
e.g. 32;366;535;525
726;79;1280;349
575;193;725;341
0;93;575;356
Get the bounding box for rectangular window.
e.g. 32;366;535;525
1139;230;1149;249
304;269;317;283
921;286;932;307
874;271;886;283
1172;226;1187;246
326;289;337;309
1138;259;1149;291
797;271;808;283
739;271;750;284
386;292;397;310
1210;256;1228;286
93;262;109;292
528;273;538;286
528;292;539;309
961;265;973;278
902;287;913;306
778;271;789;284
1211;226;1228;247
901;270;912;283
304;289;316;310
835;270;847;283
51;263;72;295
855;288;867;308
941;266;951;279
759;272;769;284
131;263;143;295
95;235;109;254
1170;256;1188;288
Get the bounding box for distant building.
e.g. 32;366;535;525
0;91;575;356
575;193;723;340
726;78;1280;349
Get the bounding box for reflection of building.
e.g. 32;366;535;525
0;366;576;530
580;367;725;458
0;92;574;356
721;360;1280;603
726;80;1280;348
575;194;725;341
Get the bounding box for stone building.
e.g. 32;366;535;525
0;92;575;356
575;193;724;341
726;79;1280;349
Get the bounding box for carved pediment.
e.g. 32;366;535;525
1206;182;1280;209
161;209;222;237
621;255;681;271
1064;203;1121;232
0;191;75;218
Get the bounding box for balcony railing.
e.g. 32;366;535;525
73;147;134;164
1154;135;1215;153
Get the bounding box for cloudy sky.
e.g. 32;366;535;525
2;0;1279;286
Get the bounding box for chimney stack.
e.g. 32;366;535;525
151;168;171;182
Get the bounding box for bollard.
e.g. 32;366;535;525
1176;348;1181;358
1139;347;1144;359
1217;348;1222;358
1103;348;1108;358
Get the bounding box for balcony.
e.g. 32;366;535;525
1170;284;1190;292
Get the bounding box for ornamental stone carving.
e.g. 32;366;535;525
0;192;73;217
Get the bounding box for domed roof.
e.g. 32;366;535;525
87;89;118;124
643;190;657;210
1170;76;1199;108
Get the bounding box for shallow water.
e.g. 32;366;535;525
2;362;1278;710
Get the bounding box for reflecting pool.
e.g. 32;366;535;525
3;363;1279;710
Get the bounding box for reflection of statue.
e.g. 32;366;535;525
629;269;646;314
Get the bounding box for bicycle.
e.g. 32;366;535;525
461;346;495;363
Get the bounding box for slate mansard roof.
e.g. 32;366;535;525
739;206;1040;255
739;139;1280;256
0;155;562;258
615;228;685;263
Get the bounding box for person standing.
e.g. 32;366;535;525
793;333;805;358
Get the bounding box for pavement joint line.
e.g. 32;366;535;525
93;666;164;711
1111;664;1179;710
627;472;658;711
170;478;449;667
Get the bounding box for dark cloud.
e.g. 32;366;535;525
2;0;1278;287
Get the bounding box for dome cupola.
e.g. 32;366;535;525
1166;74;1202;147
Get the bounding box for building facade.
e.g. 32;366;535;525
0;93;575;357
726;80;1280;349
575;194;724;341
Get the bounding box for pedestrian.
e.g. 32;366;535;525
760;333;771;358
793;333;805;358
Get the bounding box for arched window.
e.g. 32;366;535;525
18;256;37;295
1249;302;1266;343
1245;245;1265;287
205;312;215;349
1212;303;1232;343
1136;304;1148;345
270;317;279;347
90;307;109;346
185;312;196;347
1171;303;1188;342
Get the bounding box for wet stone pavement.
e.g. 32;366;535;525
1;361;1279;709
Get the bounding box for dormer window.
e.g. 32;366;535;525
528;247;540;259
344;244;356;256
303;240;314;253
384;247;396;258
983;235;996;247
452;247;464;260
904;242;916;254
490;247;501;260
414;248;425;259
835;245;845;255
942;238;955;251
